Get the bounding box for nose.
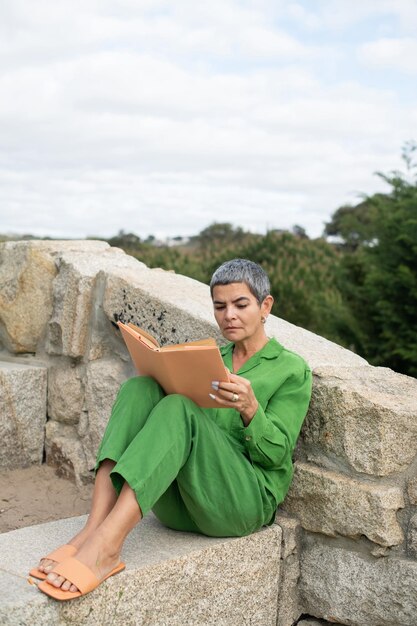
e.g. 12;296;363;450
224;306;236;321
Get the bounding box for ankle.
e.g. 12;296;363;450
84;518;101;533
94;523;125;558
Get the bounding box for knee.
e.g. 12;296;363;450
156;394;197;414
111;377;165;422
119;376;164;400
151;395;204;435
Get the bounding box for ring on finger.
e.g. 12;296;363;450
232;392;239;402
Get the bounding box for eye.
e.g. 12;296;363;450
214;305;225;310
237;304;248;309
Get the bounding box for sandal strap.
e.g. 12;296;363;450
51;557;99;594
43;544;76;562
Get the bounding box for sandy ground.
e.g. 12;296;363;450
0;465;94;534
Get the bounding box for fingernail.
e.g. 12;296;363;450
209;393;216;400
211;381;219;390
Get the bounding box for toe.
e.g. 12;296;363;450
42;560;55;573
59;579;79;593
38;558;48;572
47;573;65;588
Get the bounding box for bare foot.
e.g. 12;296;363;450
45;528;121;593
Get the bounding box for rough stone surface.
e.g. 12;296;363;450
370;544;390;558
275;513;301;559
102;266;367;370
0;239;370;368
0;513;281;626
0;244;56;352
0;360;47;469
265;316;368;370
283;462;404;547
45;421;91;487
102;269;225;348
301;366;417;476
46;249;146;358
0;240;110;353
407;476;417;505
275;514;302;626
300;537;417;626
47;362;84;425
82;357;134;468
407;512;417;558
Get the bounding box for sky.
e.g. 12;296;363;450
1;0;416;241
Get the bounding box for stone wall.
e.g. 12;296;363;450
1;240;417;626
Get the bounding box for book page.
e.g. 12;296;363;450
126;321;216;351
127;323;160;349
161;337;217;351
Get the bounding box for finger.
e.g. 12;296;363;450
212;381;239;393
209;393;241;407
227;373;252;389
214;387;241;404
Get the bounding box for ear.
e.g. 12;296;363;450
261;294;274;318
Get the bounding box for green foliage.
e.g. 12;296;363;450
82;143;417;376
324;196;387;250
102;143;417;377
358;149;417;375
241;231;359;346
330;141;417;376
111;223;354;349
2;145;414;376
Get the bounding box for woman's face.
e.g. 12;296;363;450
212;282;272;343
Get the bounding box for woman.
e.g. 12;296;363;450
31;258;312;600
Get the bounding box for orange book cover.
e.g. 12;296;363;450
117;321;230;408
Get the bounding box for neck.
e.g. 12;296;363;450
233;331;269;358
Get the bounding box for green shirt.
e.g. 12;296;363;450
218;337;312;507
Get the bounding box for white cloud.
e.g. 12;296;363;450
0;1;414;241
283;0;417;32
359;37;417;74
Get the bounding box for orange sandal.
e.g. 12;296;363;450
37;557;126;600
29;544;77;580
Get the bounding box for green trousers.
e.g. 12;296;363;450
95;376;275;537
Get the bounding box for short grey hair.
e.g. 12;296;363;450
210;258;270;305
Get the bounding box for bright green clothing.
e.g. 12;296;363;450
95;338;312;538
218;338;312;507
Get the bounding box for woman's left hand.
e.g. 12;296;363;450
210;372;258;426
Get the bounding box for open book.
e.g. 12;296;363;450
117;321;230;408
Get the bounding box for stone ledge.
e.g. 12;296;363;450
0;359;47;470
283;461;404;547
0;514;282;626
299;536;417;626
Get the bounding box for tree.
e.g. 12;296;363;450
239;230;354;345
291;224;309;239
108;231;142;249
196;222;247;249
328;142;417;376
323;196;387;250
359;145;417;375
